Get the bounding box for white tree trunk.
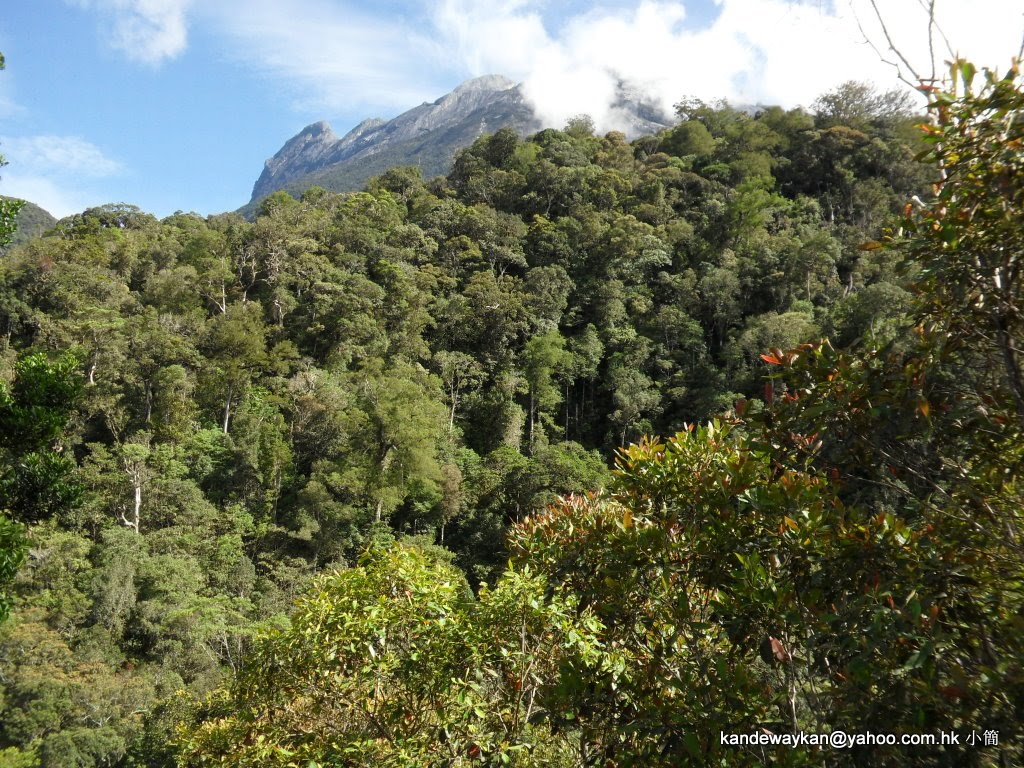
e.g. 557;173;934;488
222;382;234;434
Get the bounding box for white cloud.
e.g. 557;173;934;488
58;0;1024;129
0;173;101;219
68;0;453;111
0;135;124;177
431;0;1024;131
199;0;449;113
68;0;193;65
0;135;124;218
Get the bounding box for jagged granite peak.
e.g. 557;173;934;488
609;78;676;135
251;120;344;201
337;117;387;145
452;74;516;93
249;75;536;205
247;74;674;208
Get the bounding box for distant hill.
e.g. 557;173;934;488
1;197;56;250
246;75;675;212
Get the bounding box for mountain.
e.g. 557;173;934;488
1;197;56;251
249;75;537;205
248;75;675;207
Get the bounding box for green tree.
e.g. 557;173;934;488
511;424;844;765
902;60;1024;423
123;308;199;429
741;60;1024;763
433;350;484;432
178;544;478;767
812;80;915;132
522;330;569;450
200;302;268;433
347;360;447;523
661;119;717;159
178;542;601;767
0;516;23;624
0;354;82;622
607;355;660;445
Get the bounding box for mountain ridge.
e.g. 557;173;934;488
248;75;675;208
0;197;56;251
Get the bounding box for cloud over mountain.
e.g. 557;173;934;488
67;0;1024;127
435;0;1024;130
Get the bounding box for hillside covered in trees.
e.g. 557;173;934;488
1;64;1022;767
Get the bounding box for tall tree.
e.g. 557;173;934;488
200;302;268;434
0;353;82;622
522;330;569;450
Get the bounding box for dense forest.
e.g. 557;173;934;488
1;59;1022;767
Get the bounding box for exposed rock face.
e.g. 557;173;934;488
248;74;674;206
251;121;344;201
250;75;533;204
608;79;677;137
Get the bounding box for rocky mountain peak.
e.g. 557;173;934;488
305;120;336;136
449;74;516;95
247;74;675;208
249;75;538;204
250;120;344;200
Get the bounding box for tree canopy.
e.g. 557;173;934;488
5;65;1022;765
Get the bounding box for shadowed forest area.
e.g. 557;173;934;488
0;59;1022;766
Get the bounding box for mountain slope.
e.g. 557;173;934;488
250;75;537;204
1;197;56;250
248;75;675;208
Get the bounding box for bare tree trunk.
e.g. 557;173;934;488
374;446;394;523
995;312;1024;426
528;390;535;451
564;381;570;438
271;467;282;524
118;470;143;534
222;382;234;434
787;660;798;734
132;482;141;533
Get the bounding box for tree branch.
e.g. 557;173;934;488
850;0;927;89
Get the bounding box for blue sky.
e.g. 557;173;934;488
1;0;1021;219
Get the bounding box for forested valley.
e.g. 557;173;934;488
1;65;1022;767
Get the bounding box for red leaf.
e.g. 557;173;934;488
760;353;782;365
770;636;791;663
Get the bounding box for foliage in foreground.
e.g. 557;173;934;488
177;544;596;767
177;61;1024;767
177;409;1020;766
